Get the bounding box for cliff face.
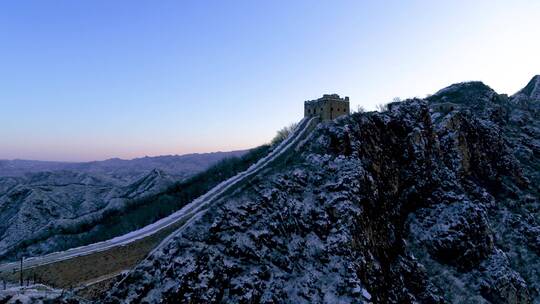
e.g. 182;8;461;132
71;77;536;303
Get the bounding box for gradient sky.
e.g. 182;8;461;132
1;0;539;161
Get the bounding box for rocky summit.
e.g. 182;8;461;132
11;76;540;303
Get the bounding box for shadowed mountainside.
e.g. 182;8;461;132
103;76;539;304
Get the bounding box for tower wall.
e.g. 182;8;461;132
304;94;350;121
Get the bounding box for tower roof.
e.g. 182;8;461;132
305;94;349;104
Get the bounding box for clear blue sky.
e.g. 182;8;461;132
1;0;539;161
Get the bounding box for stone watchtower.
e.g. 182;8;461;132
304;94;350;121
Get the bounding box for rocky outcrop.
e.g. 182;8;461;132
409;200;494;271
513;75;540;101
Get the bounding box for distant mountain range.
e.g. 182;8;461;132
0;151;247;181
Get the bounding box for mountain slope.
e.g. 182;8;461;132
0;151;248;261
102;77;539;303
0;170;175;259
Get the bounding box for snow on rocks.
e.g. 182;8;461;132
64;77;540;303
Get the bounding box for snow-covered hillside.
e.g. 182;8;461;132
0;151;246;261
100;76;539;303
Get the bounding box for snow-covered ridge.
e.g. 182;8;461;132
0;117;317;274
513;75;540;100
146;116;318;257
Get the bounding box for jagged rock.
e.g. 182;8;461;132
478;250;530;304
513;75;540;101
409;200;494;270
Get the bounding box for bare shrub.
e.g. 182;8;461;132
271;123;298;146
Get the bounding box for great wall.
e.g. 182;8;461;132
0;95;350;297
